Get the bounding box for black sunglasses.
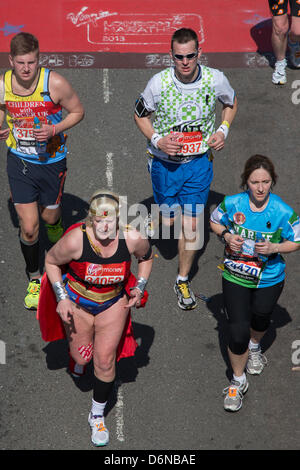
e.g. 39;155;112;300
172;52;198;61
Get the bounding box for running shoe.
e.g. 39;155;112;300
174;280;197;310
272;59;287;85
24;279;41;310
288;39;300;68
88;412;109;446
45;218;64;244
143;212;156;238
246;347;267;375
223;379;249;412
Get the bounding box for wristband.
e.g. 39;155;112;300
52;125;56;137
220;228;230;244
151;133;162;149
216;123;229;139
52;281;69;303
130;277;148;296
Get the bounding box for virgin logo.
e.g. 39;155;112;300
66;7;117;27
87;263;103;276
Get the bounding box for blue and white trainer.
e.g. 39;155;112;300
88;412;109;446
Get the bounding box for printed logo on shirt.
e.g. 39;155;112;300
176;101;201;122
233;212;246;225
85;262;126;285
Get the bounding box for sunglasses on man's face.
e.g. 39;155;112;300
172;52;198;61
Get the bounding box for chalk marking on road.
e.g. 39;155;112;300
103;69;110;103
106;152;113;189
104;155;125;441
115;379;125;442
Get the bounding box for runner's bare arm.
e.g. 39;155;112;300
255;240;300;255
0;75;10;140
0;105;9;140
45;228;83;284
134;112;155;140
208;96;238;151
33;71;85;141
220;95;238;128
124;229;153;308
45;228;84;323
134;113;182;155
126;229;153;279
210;220;244;251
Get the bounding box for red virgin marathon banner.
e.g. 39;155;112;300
0;1;273;68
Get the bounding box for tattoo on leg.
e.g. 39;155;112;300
78;343;93;362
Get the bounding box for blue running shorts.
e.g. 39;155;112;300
7;151;67;206
148;152;213;217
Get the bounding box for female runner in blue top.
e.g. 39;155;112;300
210;154;300;412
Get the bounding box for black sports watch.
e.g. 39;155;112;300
220;228;230;244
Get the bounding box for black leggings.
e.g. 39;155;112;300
222;278;284;355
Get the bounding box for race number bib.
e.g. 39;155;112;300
85;262;126;285
171;131;203;156
224;244;263;283
11;116;47;155
224;258;262;283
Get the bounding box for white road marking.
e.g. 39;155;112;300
103;69;111;103
102;83;125;438
115;379;125;442
105;150;125;441
106;152;114;189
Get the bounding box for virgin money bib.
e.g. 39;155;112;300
85;262;127;285
170;131;203;156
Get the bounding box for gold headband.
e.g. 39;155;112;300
89;209;113;217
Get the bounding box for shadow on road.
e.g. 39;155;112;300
106;321;155;415
250;17;274;66
7;192;89;273
140;190;224;279
249;16;298;69
41;320;155;410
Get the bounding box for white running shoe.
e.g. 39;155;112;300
272;59;287;85
88;412;109;446
223;379;249;412
246;347;267;375
288;39;300;68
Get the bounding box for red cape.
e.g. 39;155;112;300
36;223;148;361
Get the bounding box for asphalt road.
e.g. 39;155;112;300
0;64;299;453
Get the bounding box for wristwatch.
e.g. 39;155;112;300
220;228;230;244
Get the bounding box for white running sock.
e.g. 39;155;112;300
91;398;107;417
233;373;246;385
249;339;260;351
176;275;188;283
